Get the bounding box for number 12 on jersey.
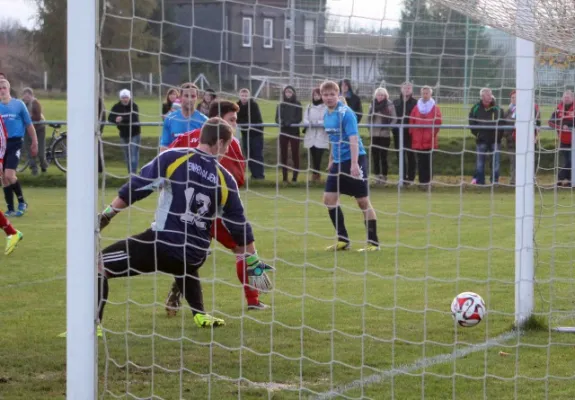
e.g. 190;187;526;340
181;187;211;229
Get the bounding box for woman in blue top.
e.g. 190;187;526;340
321;80;379;252
0;79;38;217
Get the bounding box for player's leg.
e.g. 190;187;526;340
353;155;380;252
0;209;22;255
3;140;27;216
324;161;350;251
213;218;268;310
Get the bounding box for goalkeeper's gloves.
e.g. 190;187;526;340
246;253;274;292
98;205;118;231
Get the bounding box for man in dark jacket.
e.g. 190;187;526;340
392;82;418;183
275;85;303;183
108;89;141;174
469;88;506;185
237;88;265;180
339;79;363;123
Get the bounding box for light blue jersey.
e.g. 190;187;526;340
160;109;207;147
324;101;366;163
0;99;32;139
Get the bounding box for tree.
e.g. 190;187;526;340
0;18;43;87
33;0;162;89
384;0;504;95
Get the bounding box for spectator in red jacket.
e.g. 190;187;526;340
409;86;442;186
549;90;575;186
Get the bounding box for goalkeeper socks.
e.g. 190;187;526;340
175;273;205;315
0;211;17;235
11;181;24;204
3;186;14;211
97;274;109;322
366;219;379;246
328;206;349;242
236;255;259;305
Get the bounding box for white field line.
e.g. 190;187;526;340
313;330;518;400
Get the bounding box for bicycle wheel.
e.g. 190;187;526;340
51;134;67;173
17;154;30;173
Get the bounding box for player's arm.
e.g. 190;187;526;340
21;102;38;156
159;117;172;152
98;155;166;230
344;110;360;166
220;174;274;291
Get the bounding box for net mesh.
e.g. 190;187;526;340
431;0;575;53
93;0;575;398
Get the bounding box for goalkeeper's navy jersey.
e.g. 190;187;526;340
117;148;254;265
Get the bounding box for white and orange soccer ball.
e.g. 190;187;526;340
451;291;486;327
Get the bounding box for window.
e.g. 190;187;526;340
242;17;252;47
304;20;315;50
284;18;292;49
263;18;273;48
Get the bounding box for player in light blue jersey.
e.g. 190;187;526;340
321;80;379;252
159;82;208;151
0;79;37;217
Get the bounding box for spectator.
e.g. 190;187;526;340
392;82;418;184
469;88;505;185
21;88;48;175
108;89;141;174
98;97;106;174
237;88;265;180
276;85;302;184
504;90;541;185
409;86;442;186
368;87;397;184
0;73;17;98
197;88;216;116
161;88;179;120
303;88;328;183
549;90;575;186
339;79;363;123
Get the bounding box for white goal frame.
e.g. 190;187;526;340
64;0;538;397
66;0;98;397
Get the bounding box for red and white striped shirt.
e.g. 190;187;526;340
0;115;7;164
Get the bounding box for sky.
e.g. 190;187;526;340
5;0;402;31
2;0;37;29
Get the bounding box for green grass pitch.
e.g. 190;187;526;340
1;187;575;399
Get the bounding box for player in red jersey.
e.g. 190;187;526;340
165;100;269;314
0;114;23;255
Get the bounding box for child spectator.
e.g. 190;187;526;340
276;85;302;184
161;88;179;120
197;88;216;116
21;88;48;175
303;88;328;183
368;87;397;184
108;89;141;174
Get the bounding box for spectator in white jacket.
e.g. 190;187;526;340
303;87;329;182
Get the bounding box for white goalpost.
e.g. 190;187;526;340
65;0;575;398
66;0;98;397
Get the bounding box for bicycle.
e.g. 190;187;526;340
18;123;67;173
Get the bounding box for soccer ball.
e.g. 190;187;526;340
451;291;485;327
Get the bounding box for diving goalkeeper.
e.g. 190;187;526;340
164;100;269;314
64;118;274;335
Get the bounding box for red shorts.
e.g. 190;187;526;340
210;218;238;250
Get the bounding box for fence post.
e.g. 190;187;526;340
399;125;405;187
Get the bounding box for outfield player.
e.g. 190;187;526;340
0;79;38;217
82;118;272;335
164;100;268;314
0;114;23;254
321;80;380;252
159;82;208;152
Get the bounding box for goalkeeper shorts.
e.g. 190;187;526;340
210;218;238;250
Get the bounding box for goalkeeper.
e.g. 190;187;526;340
165;100;269;314
96;117;273;329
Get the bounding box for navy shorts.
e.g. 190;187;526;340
325;155;369;198
3;138;23;171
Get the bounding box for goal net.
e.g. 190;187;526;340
68;0;575;398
